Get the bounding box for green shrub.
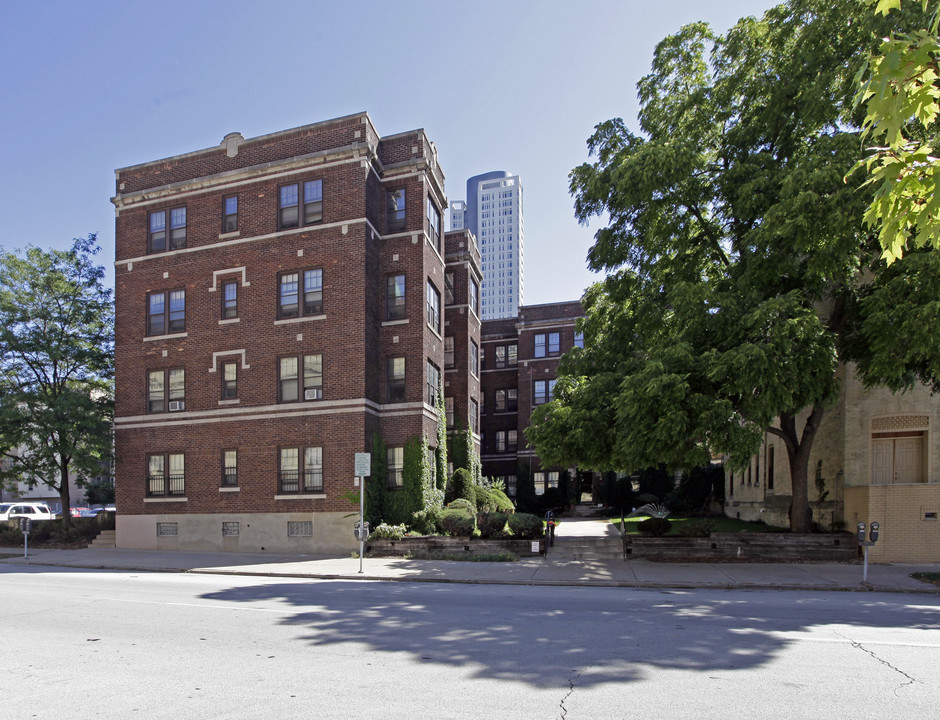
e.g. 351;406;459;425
634;493;659;505
473;484;490;511
476;512;509;538
637;517;671;536
507;512;543;539
440;508;476;536
447;468;476;506
445;498;475;513
673;519;715;537
487;488;514;512
410;508;442;535
0;518;101;547
369;523;408;540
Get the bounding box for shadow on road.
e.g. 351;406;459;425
200;580;940;687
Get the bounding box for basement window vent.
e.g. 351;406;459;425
925;512;938;521
157;522;178;537
222;521;240;537
288;521;313;537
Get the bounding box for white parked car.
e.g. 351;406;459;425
0;503;55;522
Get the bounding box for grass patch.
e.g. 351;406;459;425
611;515;786;536
911;572;940;588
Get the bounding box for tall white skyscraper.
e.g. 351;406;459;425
450;171;524;320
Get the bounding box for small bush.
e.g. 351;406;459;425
637;517;671;537
369;523;408;540
507;512;543;539
447;468;476;506
446;498;475;513
634;493;659;505
440;508;476;536
410;508;442;535
477;512;509;539
673;519;715;538
487;489;514;512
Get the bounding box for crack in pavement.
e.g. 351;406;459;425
834;631;920;696
560;667;585;719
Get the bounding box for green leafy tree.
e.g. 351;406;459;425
0;235;114;525
855;1;940;263
528;0;940;533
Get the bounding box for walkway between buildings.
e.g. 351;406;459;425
2;530;938;594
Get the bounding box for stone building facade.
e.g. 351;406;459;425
727;364;940;562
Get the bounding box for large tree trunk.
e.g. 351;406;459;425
58;460;71;528
772;406;824;534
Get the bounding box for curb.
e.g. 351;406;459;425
5;556;940;594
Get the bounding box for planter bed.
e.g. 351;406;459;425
366;536;544;559
624;532;858;562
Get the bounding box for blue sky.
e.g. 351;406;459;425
0;0;775;305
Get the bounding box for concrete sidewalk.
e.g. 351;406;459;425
2;545;939;594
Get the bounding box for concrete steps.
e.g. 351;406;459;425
547;536;624;561
89;529;116;549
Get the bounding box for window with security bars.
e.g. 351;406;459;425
279;447;323;493
148;453;185;497
222;522;239;537
222;450;237;486
288;521;313;537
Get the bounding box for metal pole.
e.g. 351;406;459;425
23;531;28;560
863;544;869;584
358;475;365;574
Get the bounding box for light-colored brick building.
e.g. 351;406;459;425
112;113;479;553
727;364;940;561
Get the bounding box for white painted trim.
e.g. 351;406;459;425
208;349;249;373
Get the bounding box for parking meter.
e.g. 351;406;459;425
857;520;881;584
354;521;362;541
19;517;32;534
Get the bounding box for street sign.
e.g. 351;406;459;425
354;452;371;477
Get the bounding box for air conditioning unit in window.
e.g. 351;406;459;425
168;401;185;412
304;389;322;401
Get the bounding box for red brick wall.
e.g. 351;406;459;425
114;114;453;523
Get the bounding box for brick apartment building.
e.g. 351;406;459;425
479;301;583;498
112;112;480;553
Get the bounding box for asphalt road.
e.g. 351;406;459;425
2;565;939;719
